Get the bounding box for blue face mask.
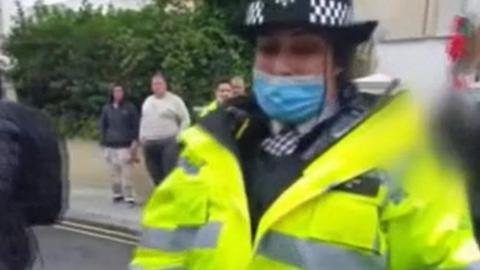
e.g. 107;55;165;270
253;70;326;124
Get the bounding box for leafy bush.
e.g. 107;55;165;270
4;0;252;139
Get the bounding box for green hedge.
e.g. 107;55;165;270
4;0;252;139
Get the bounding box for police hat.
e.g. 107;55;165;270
241;0;378;44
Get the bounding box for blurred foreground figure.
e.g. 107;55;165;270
0;101;64;270
438;15;480;242
132;1;480;269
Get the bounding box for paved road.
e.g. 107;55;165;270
33;226;133;270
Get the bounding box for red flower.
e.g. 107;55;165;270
447;33;466;62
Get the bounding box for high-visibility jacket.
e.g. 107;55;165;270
131;91;480;270
198;100;218;118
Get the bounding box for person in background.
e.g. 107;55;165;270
231;76;247;97
99;83;139;206
131;0;480;269
200;78;234;117
0;101;64;270
216;78;235;103
140;72;190;185
438;15;480;242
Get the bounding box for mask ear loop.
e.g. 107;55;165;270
309;43;336;123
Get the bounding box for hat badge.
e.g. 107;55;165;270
274;0;295;7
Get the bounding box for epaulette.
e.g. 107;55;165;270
354;73;402;96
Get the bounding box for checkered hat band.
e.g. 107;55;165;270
246;1;265;25
246;0;353;27
310;0;352;26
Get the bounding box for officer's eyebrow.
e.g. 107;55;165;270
289;28;329;47
289;28;311;36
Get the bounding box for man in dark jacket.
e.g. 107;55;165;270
99;84;139;205
0;100;65;270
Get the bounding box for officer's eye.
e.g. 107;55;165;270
257;39;280;57
290;43;319;56
289;38;327;57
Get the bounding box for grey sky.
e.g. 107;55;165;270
21;0;64;6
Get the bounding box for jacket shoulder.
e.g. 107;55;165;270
168;92;185;104
0;117;20;136
354;73;404;96
124;102;137;111
142;95;154;105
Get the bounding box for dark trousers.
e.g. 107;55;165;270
143;137;178;185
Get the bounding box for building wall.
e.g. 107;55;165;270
376;39;450;106
358;0;479;104
356;0;475;40
430;0;463;35
356;0;428;40
466;0;480;14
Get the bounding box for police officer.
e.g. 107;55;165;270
199;77;234;118
131;1;480;269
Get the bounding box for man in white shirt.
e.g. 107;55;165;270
140;72;191;184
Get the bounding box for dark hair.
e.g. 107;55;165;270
213;77;232;92
332;40;356;97
152;71;165;80
151;71;168;90
109;83;125;104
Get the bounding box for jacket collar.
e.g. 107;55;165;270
197;92;387;162
197;97;270;158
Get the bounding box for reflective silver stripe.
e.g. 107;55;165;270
140;223;221;252
257;231;385;270
454;263;480;270
130;265;185;270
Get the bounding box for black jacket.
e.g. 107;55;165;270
99;102;139;148
0;101;64;270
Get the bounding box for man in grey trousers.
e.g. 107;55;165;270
140;72;190;185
